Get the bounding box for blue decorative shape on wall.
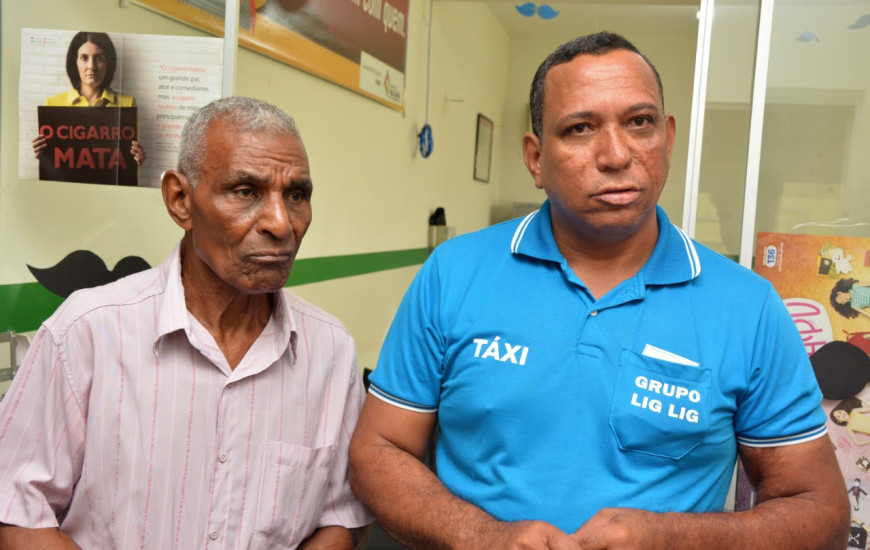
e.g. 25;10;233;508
848;14;870;29
796;31;820;42
537;4;560;20
515;3;536;17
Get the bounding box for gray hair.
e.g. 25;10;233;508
177;96;301;186
529;31;664;139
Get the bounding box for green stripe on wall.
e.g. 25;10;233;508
0;247;429;333
287;248;429;286
0;284;65;334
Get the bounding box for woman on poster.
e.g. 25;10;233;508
831;278;870;320
31;31;146;166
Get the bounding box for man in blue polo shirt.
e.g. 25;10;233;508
349;32;848;549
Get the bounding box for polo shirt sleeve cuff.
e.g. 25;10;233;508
368;384;437;413
737;424;827;448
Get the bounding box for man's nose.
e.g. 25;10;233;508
595;126;632;171
259;193;293;240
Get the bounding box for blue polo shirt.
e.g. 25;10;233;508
369;201;826;532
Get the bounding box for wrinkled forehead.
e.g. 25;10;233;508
207;117;304;148
203;122;310;173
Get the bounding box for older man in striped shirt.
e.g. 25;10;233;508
0;97;371;549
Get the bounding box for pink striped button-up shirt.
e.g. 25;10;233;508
0;244;371;549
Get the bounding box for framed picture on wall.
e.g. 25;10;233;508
474;113;493;183
132;0;407;111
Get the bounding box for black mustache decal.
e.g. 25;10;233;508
28;250;151;298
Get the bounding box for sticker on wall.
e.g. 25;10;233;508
848;14;870;30
27;250;151;299
18;28;224;188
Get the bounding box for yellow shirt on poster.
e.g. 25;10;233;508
45;88;136;107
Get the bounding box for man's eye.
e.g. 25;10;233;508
570;123;591;134
235;187;255;198
630;116;651;127
287;191;304;202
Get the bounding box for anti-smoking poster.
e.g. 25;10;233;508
754;232;870;548
18;28;224;188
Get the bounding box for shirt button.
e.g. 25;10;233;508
209;530;219;540
590;310;598;317
218;453;228;463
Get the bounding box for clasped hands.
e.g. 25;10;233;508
489;508;662;550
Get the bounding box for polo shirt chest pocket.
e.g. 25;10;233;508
609;349;711;460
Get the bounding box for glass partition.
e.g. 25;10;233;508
693;1;761;260
756;0;870;240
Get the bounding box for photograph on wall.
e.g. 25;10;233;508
473;113;493;183
132;0;408;110
752;232;870;547
18;28;224;188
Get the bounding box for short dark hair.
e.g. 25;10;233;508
529;31;664;138
65;32;117;92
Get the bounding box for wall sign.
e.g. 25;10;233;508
134;0;408;110
37;107;139;185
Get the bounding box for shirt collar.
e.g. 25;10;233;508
511;200;701;286
153;242;297;361
67;87;118;106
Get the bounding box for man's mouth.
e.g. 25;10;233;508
249;252;293;263
596;187;641;206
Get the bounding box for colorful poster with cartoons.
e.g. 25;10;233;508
755;232;870;548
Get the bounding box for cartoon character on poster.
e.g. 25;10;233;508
815;342;870;548
820;242;855;277
754;233;870;549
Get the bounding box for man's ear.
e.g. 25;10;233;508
522;132;544;190
665;114;676;160
162;170;193;231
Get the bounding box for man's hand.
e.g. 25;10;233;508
571;508;663;549
486;520;583;550
568;436;849;550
